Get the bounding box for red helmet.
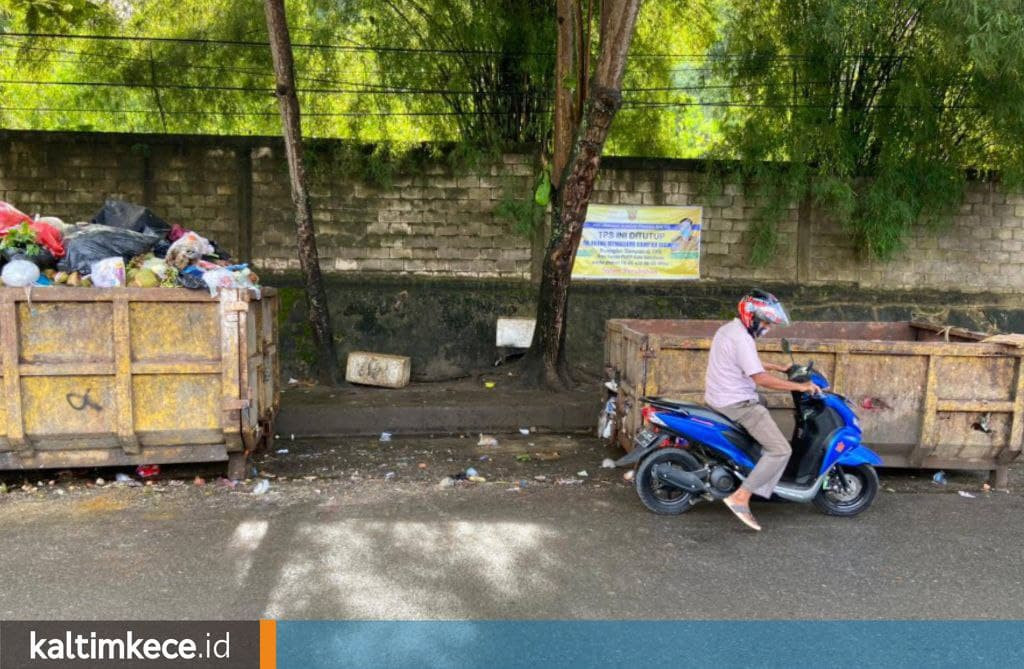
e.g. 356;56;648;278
738;289;789;337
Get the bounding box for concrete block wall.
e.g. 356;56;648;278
250;146;534;278
1;131;1022;293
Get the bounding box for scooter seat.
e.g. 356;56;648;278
643;397;743;430
643;396;764;463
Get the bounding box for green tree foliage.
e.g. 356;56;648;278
0;0;717;157
709;0;1024;261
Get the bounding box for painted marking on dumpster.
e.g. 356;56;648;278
66;388;103;412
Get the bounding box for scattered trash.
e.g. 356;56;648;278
384;472;396;480
21;483;35;493
290;434;295;441
577;470;589;478
478;455;491;462
0;483;7;494
932;471;947;485
623;470;635;482
983;483;992;492
484;381;496;389
218;477;237;489
95;477;106;486
439;477;456;489
533;475;547;482
288;378;299;385
276;449;289;455
193;476;206;487
466;467;479;477
597;397;617;440
557;477;583;486
604;380;619;393
114;472;141;487
601;458;616;469
55;489;66;496
418;463;428;469
252;479;270;495
135;464;160;478
468;475;487;483
958;490;976;499
515;454;531;463
535;452;561;461
380;432;393;443
519;428;530;436
477;434;499;447
885;486;897;493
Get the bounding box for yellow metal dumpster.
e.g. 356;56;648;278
605;319;1024;487
0;286;279;478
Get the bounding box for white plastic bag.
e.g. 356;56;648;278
1;259;40;287
89;256;126;288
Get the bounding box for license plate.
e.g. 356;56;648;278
633;428;659;449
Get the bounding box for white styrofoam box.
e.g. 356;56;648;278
496;317;536;348
345;351;411;388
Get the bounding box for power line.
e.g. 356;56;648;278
0;106;539;117
0;31;547;57
1;32;917;60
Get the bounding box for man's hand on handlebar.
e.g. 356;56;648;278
801;381;823;396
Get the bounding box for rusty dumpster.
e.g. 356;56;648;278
605;319;1024;487
0;287;279;478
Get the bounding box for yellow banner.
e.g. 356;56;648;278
572;205;702;280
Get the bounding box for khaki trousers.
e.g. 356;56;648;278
712;399;792;499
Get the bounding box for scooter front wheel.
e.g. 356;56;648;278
812;464;879;517
635;448;702;515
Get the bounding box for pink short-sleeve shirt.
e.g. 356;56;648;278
704;318;764;408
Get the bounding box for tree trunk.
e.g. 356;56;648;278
523;0;641;389
264;0;339;386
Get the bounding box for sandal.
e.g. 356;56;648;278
723;498;762;531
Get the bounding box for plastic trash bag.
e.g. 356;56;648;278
202;265;259;297
90;200;170;237
165;231;215;269
0;201;31;228
1;259;40;287
178;265;207;290
58;225;160;275
90;257;126;288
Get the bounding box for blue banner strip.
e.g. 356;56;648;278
277;620;1024;668
584;221;700;230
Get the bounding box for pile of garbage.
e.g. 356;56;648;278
0;199;259;296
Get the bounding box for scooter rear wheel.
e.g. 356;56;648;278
635;448;703;515
812;464;879;517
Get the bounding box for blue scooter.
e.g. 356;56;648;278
617;338;882;516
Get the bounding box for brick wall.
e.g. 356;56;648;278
1;130;1021;293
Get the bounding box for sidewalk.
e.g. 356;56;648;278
275;376;602;439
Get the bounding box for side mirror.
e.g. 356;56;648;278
781;338;795;364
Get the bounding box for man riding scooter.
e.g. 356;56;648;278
706;290;820;531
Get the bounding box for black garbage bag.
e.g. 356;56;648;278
90;200;171;238
178;266;207;290
152;238;172;259
58;225;160;275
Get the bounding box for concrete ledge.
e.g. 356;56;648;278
276;383;599;438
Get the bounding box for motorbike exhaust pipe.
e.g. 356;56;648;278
653;464;708;494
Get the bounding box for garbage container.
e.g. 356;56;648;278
605;319;1024;487
0;287;279;479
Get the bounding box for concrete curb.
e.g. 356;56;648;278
276;394;600;438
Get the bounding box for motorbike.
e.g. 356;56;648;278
616;338;882;517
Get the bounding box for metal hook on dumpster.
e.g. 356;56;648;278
66;389;103;412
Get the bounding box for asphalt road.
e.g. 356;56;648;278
1;437;1021;620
